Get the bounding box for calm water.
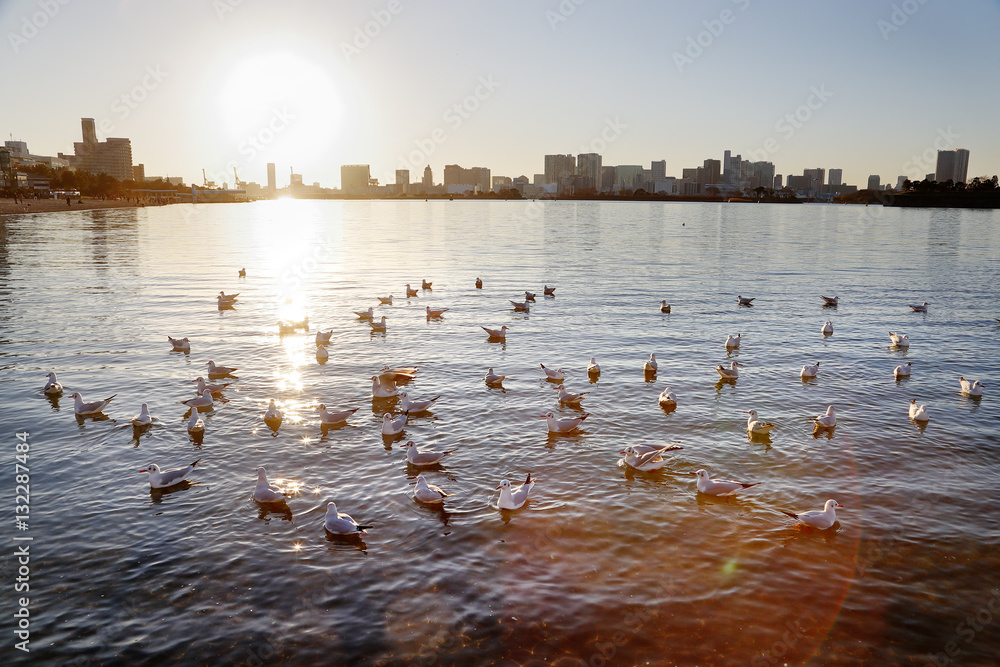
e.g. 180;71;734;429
3;200;1000;666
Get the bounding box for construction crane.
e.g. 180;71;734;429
201;168;215;189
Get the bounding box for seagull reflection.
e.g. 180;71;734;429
812;425;836;439
746;430;772;445
149;481;198;503
324;531;368;554
45;394;61;410
256;503;293;522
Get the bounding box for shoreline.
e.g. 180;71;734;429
0;197;170;217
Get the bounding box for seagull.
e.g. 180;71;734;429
277;321;298;335
484;367;507;387
398;391;440;413
497;473;535;510
959;377;984;397
894;363;912;379
405;284;418;297
820;295;839;307
541;411;589;433
167;336;190;352
131;403;152;427
543;285;556;296
909;399;929;422
426;306;449;318
369;316;387;332
218;291;239;303
725;334;742;349
888;331;909;347
692;469;760;496
555;385;588;407
140;459;201;489
253;467;290;503
317;404;359;425
43;372;64;395
381;412;407;436
800;362;820;379
264;399;283;422
192;377;230;397
524;290;536;301
379;366;418;384
540;364;565;381
371;376;397;398
780;499;842;530
316;345;329;361
181;389;214;409
587;357;601;378
68;391;116;416
482;325;508;341
206;360;238;377
187;409;205;436
814;405;837;428
716;361;742;379
644;353;658;373
821;321;833;335
475;277;483;289
353;308;374;321
658;386;677;408
324;501;372;535
422;279;433;289
659;300;671;313
378;295;393;305
909;302;929;313
401;440;455;466
621;444;682;471
631;442;684;457
744;409;774;434
510;300;530;312
414;474;453;504
238;267;246;278
737;295;754;306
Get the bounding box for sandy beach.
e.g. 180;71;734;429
0;197;172;216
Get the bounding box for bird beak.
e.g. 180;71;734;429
495;484;501;489
688;472;697;475
837;504;844;507
138;469;147;473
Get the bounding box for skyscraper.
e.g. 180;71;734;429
57;117;133;181
867;175;881;190
266;163;276;191
395;169;409;194
422;165;433;187
341;164;371;194
577;153;602;190
935;149;970;184
650;160;666;182
828;169;842;187
544;154;576;184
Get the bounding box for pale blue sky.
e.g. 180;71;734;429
3;0;998;189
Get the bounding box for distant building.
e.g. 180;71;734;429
774;174;782;189
867;175;881;190
5;140;70;170
935;149;969;184
492;175;512;192
650;160;666;182
722;150;742;186
290;172;303;187
701;159;721;186
828;169;843;187
395;169;409;195
614;165;644;192
600;166;616;192
746;161;775;190
132;163;145;181
543;154;575;184
577;153;602;190
533;174;546;186
803;168;825;195
341;164;370;194
786;175;811;192
422;165;433;188
896;175;907;190
443;164;490;193
57;118;133;181
267;163;276;191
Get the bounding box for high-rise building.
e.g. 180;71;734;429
701;159;721;186
650;160;666;182
867;175;881;190
492;176;513;191
57;117;133;181
341;164;371;194
422;165;433;187
395;169;409;194
722;150;742;186
935;149;970;184
544;154;576;184
614;165;644;192
803;168;825;194
774;174;783;189
132;164;145;181
896;175;907;190
267;163;276;191
600;166;616;192
443;164;490;193
577;153;602;190
828;169;842;187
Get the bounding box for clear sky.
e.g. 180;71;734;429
3;0;999;189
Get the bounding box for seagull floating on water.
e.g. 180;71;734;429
140;459;201;489
658;386;677;409
218;291;239;303
370;376;397;398
181;389;214;409
421;279;432;290
780;499;842;529
369;316;387;332
482;325;508;341
192;376;230;396
405;284;418;298
737;295;754;306
659;300;671;313
353;308;374;321
716;361;742;380
264;399;283;422
800;362;820;379
543;285;556;296
324;501;371;535
381;412;408;436
510;300;530;312
167;336;190;352
69;391;116;416
414;474;453;504
398;391;440;413
587;357;601;378
317;404;358;425
959;377;984;397
379;366;418;383
484;367;507;387
43;372;63;395
888;331;910;347
621;443;682;471
894;362;912;379
238;267;246;278
909;302;929;313
814;405;837;428
524;290;536;301
745;409;774;434
253;467;290;503
401;440;455;466
187;409;205;436
378;295;393;305
821;321;833;335
475;277;482;289
426;305;449;318
541;411;589;433
540;364;565;381
206;360;238;377
644;353;658;373
555;385;588;407
909;399;930;422
820;295;839;307
497;473;535;510
131;403;152;427
725;334;742;349
692;469;760;496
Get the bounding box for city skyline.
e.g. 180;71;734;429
3;0;999;190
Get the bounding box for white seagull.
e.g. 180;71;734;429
397;391;440;413
187;409;205;436
659;300;671;313
218;290;239;303
555;385;588;407
737;295;754;306
692;469;760;496
378;295;393;305
894;363;912;379
131;403;152;427
821;321;833;335
510;300;530;312
69;391;116;416
43;372;64;395
540;364;565;381
959;377;984;397
206;360;238;377
381;412;407;436
192;377;230;396
780;499;842;530
716;361;743;380
745;409;774;434
484;367;507;387
426;306;450;318
725;334;742;349
324;501;372;535
401;440;455;466
888;331;910;347
167;336;190;352
909;302;929;313
542;411;589;433
316;329;334;344
909;399;929;422
644;353;658;373
353;308;374;321
497;473;535;510
482;325;508;341
658;386;677;409
524;290;536;301
414;474;453;504
317;405;358;426
264;399;283;422
181;389;214;409
814;405;837;428
405;284;418;297
140;459;200;489
621;444;683;471
820;295;839;306
371;375;397;398
216;294;236;309
369;316;387;332
253;467;290;503
543;285;556;296
587;357;601;378
421;279;432;289
800;362;820;379
379;366;419;383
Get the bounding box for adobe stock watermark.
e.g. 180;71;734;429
7;0;72;54
546;0;587;31
672;0;751;74
213;0;243;21
877;0;932;41
82;65;169;145
340;0;406;62
583;580;676;667
902;126;959;180
925;588;1000;667
745;84;833;162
